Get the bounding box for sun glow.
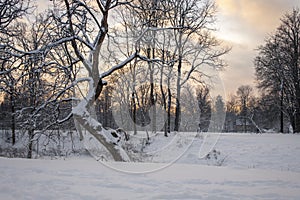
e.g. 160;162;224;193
0;92;4;104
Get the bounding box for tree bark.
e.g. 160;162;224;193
167;87;171;134
174;57;182;131
10;91;15;145
132;64;137;135
294;92;300;133
27;129;34;159
160;69;167;136
73;114;129;162
280;87;284;133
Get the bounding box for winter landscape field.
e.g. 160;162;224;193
1;132;300;200
1;0;300;199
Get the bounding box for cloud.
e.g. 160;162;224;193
217;0;298;32
220;45;256;95
36;0;52;12
215;0;300;96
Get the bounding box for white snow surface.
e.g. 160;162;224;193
1;133;300;199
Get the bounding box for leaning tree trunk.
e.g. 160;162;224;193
73;79;130;162
73;112;130;162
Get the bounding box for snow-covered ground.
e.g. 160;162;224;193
1;133;300;199
179;133;300;172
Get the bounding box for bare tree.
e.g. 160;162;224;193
53;0;142;161
54;0;175;161
212;95;225;131
196;85;211;132
108;1;171;136
0;0;32;145
236;85;253;132
0;0;31;35
254;93;282;132
166;0;229;131
11;13;76;158
1;6;79;157
255;8;300;132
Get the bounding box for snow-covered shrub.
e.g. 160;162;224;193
205;149;227;166
0;130;86;159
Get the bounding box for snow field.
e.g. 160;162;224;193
0;133;300;199
0;156;300;200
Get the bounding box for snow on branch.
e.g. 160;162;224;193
100;52;137;78
57;112;73;124
137;53;178;66
135;26;186;48
100;52;178;80
1;36;81;59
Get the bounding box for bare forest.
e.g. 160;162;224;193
0;0;299;161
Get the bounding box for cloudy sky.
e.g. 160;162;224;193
37;0;299;97
215;0;300;96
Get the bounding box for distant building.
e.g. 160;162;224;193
235;117;256;133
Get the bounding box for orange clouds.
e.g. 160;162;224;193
214;0;299;95
216;0;298;33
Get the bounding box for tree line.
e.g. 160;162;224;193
0;81;291;135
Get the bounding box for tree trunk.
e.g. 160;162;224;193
294;93;300;133
132;92;137;135
244;117;247;133
150;73;156;133
160;63;167;136
132;70;137;135
147;47;156;133
151;0;157;134
27;129;34;159
10;92;15;145
294;82;300;133
292;29;300;133
294;111;300;133
73;113;130;162
167;87;171;134
174;98;181;131
174;57;182;131
280;88;284;133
